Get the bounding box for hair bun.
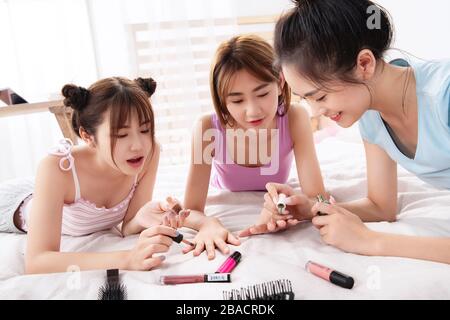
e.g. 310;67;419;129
61;84;90;112
134;77;157;97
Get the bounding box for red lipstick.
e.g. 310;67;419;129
126;156;144;168
329;112;342;122
248;118;264;126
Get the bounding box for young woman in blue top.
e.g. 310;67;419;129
256;0;450;264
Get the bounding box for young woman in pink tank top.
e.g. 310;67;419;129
182;35;327;260
8;77;190;274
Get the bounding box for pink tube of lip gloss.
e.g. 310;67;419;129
305;260;354;289
215;251;242;273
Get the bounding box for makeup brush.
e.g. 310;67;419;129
98;269;127;300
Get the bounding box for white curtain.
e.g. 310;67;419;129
0;0;290;181
0;0;97;181
88;0;242;166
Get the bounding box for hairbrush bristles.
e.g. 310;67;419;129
98;283;127;300
223;279;294;300
98;269;127;300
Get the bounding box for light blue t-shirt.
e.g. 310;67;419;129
358;58;450;189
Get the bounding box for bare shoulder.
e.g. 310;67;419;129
37;155;71;180
196;113;214;131
287;103;310;123
35;154;72;198
286;103;313;141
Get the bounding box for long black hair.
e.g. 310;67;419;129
274;0;393;86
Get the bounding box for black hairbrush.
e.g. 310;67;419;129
98;269;127;300
223;279;294;300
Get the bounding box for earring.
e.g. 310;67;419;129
277;99;286;116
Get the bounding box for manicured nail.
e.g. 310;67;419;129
159;255;166;261
330;196;336;204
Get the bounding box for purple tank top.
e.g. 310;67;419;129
210;113;294;191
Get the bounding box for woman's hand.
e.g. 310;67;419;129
135;197;190;229
238;183;314;237
125;225;177;271
264;183;316;220
311;200;378;255
238;207;300;237
182;217;240;260
160;197;190;229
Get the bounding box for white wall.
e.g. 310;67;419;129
89;0;450;78
377;0;450;60
235;0;450;60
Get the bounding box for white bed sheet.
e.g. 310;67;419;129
1;129;449;299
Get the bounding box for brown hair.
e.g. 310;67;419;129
62;77;157;167
210;34;291;127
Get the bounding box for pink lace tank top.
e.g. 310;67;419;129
19;139;138;236
210;110;294;191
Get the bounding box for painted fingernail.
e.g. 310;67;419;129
159;255;166;261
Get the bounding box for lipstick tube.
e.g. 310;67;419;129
276;193;287;214
160;273;231;285
305;261;354;289
215;251;242;273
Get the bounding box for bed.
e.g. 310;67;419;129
1;127;449;300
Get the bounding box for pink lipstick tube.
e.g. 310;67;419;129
160;273;231;285
305;260;354;289
215;251;242;273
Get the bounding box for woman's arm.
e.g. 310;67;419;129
288;105;326;198
183;114;214;229
312;201;450;264
25;155;174;274
181;115;240;259
335;140;398;222
121;142;161;236
372;233;450;264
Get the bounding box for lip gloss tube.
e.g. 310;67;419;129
215;251;242;273
316;195;330;216
305;261;354;289
160;273;231;285
276;193;287;214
